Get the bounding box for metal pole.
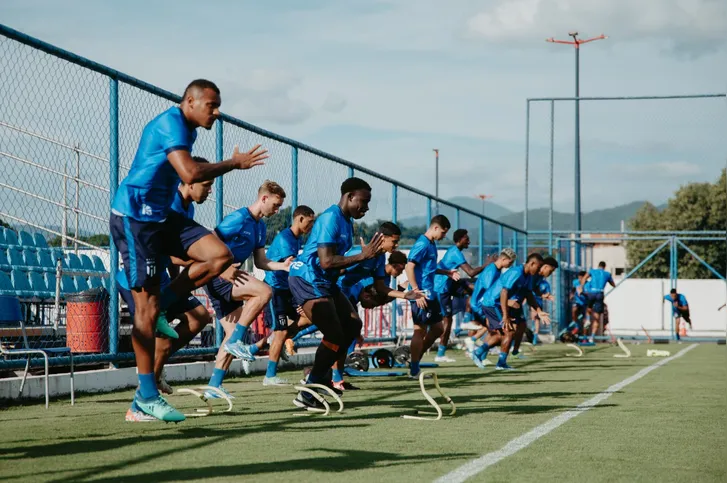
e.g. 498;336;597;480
525;101;530;236
549;100;555;254
348;166;354;178
291;146;299;223
433;149;439;214
426;197;432;223
556;239;563;333
62;158;68;250
215;121;224;225
479;217;484;265
108;77;119;358
498;225;503;253
391;184;398;340
74;144;80;255
574;42;581;253
455;209;460;231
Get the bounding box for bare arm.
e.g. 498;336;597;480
459;262;485;278
373;279;423;300
318;234;383;271
253;247;292;272
405;262;419;291
167;145;268;184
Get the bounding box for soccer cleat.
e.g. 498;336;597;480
285;338;297;356
262;376;290;386
157;371;173;395
224;341;257;361
280;349;290;362
482;358;492;366
155;312;179;339
300;379;343;396
471;352;486;369
408;372;433;380
204;385;235;400
341;381;361;391
125;408;159;422
135;395;185;422
512;352;527;360
434;355;456;363
293;391;326;411
464;337;476;354
495;364;516;371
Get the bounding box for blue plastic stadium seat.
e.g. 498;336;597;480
3;229;19;246
0;271;13;296
80;254;95;272
92;255;106;272
52;250;68;269
38;250;56;271
23;249;41;270
74;275;90;293
10;270;34;298
60;274;76;294
18;231;35;248
67;253;82;271
0;228;6;245
8;247;26;268
0;249;9;270
102;276;111;291
29;271;52;299
33;233;49;249
89;276;104;289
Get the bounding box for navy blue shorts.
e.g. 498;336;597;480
118;284;202;320
289;276;339;307
510;306;526;324
586;292;605;314
572;303;586;320
110;212;210;290
437;292;454;317
410;298;444;326
204;276;244;320
263;288;299;331
481;306;504;331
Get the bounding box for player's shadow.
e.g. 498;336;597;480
75;447;476;483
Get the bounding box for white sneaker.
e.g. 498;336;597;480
459;321;482;331
263;376;290;386
434;356;456;363
482;358;492;366
464;337;476;354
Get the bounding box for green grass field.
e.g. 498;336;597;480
1;343;725;482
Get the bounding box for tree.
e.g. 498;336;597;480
49;233;110;248
627;169;726;279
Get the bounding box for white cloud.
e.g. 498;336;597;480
466;0;727;56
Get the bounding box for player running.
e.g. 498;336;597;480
405;215;460;378
510;256;557;358
110;79;267;422
583;261;616;343
288;177;383;410
432;229;487;363
664;289;692;340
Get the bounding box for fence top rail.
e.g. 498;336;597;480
554;236;727;242
0;23;525;234
529;230;727;235
527;94;726;102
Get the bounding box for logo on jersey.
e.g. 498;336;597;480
141;204;153;217
146;258;157;278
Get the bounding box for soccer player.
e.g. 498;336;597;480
433;229;487;362
405;215;460;378
465;248;517;366
664;289;691;340
203;181;294;396
110;79;267;422
288;177;383;410
511;256;557;357
260;205;316;386
583;261;616;343
472;253;549;371
571;271;588;331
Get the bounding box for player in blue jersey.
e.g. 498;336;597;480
664;288;692;340
571;271;588;332
583;261;615;343
511;256;557;356
464;248;517;364
110;79;269;422
405;215;460;378
288;177;383;411
433;229;488;363
203;181;294;397
472;253;549;370
260;205;316;386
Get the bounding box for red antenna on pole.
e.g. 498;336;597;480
475;194;494;216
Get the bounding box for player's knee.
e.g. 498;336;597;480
208;247;233;276
134;301;160;328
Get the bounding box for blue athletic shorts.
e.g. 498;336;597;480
263;288;299;331
586;292;605;314
288;276;340;307
572;303;586;320
437;291;454;317
481;306;504;331
410;298;444;326
110;212;210;290
204;276;244;320
118;284;202;320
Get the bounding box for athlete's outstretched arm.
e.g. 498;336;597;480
253;248;292;272
459;262;486;278
167;145;268;184
373;279;423;300
318;234;383;271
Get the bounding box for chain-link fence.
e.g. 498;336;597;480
0;24;525;370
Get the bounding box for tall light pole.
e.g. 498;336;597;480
433;148;439;213
476;194;493;217
546;31;607;266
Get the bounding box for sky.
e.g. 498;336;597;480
1;0;726;218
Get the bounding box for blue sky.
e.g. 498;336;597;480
1;0;725;216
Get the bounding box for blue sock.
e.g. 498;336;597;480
265;361;277;378
437;345;446;357
347;339;357;354
208;368;226;387
474;343;489;360
498;352;509;367
292;325;318;342
410;360;421;375
533;333;539;344
332;369;344;383
249;344;260;355
470;336;477;342
138;373;159;399
159;287;179;311
228;324;248;344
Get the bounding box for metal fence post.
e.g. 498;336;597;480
391;184;398;340
556;238;563;334
291;146;299;221
455;209;460;230
108;77;119;358
479;218;484;265
426;198;432;223
215;120;224;347
498;226;504;252
348;166;354;178
513;232;518;253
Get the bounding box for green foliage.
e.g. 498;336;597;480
49;232;110;247
627;169;726;279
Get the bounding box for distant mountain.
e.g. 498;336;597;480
399;197;514;230
495;201;658;231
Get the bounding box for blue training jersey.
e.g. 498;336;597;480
289;204;353;287
112;107;197;222
434;246;467;295
215;207;266;264
572;279;587;306
533;279;551;307
339;247;386;289
587;268;614;293
264;228;301;290
345;276;375;303
471;263;501;314
664;294;688;314
482;264;531;308
407;234;438;299
169;190;195;220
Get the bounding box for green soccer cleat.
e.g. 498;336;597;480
135;394;186;423
155;312;179;339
